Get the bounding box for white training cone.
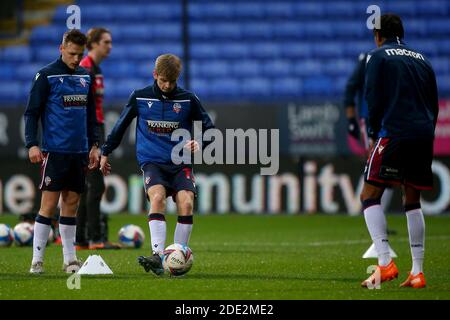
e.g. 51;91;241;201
77;255;113;275
362;243;398;258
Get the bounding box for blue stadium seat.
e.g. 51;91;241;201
304;22;333;39
272;22;303;40
416;1;449;16
190;78;210;99
189;23;212;39
262;60;292;77
15;63;42;81
437;75;450;94
108;5;145;21
242;23;273;40
402;19;427;36
430;58;449;74
34;46;60;62
0;63;15;80
413;40;439;57
311;42;344;58
333;21;367;38
230;60;261;77
272;78;303;97
233;3;265;19
0;81;23;102
209;78;241;98
295;2;324;17
102;62;138;79
263;2;295;19
303;76;334;96
190;44;220;59
385;1;417;16
324;2;358;17
80;5;114;23
212;23;242;40
294;60;322;77
30;25;66;45
219;43;251;59
110;79;148;100
427;19;450;35
242;78;271;97
188;3;234;20
322;59;354;77
343;41;373;56
280;43;313;59
193;60;230;78
118;24;153;42
438;40;450;55
250;43;281;59
333;76;349;96
1;46;32;62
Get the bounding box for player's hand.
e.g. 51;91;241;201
183;140;200;153
28;146;44;163
100;155;111;176
88;146;100;170
347;117;360;139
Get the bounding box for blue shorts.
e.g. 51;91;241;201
141;163;197;200
39;152;88;194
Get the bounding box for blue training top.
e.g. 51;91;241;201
24;57;99;153
102;81;215;167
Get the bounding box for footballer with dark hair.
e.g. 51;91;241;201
360;14;439;288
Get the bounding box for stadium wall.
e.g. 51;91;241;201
1;101;449;215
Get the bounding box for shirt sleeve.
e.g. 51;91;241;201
191;94;215;132
430;68;439;130
190;94;215;147
364;52;385;139
101;91;138;156
24;71;49;148
343;53;365;108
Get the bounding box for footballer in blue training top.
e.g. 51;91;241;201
24;29;100;275
100;53;214;276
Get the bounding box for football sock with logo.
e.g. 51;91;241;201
363;200;391;266
32;214;52;264
148;213;166;255
59;216;77;265
405;204;425;275
174;215;193;245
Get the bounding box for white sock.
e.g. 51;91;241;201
148;213;166;254
406;208;425;275
364;204;391;266
59;217;77;265
174;216;193;245
32;214;52;264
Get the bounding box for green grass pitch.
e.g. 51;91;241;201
1;214;450;300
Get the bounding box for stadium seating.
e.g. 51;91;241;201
0;0;449;104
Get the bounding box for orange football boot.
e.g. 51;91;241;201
361;260;399;288
400;272;426;288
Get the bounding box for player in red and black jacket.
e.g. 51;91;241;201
76;28;119;250
360;14;439;289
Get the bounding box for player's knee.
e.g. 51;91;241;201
150;193;166;207
177;192;194;214
179;200;193;215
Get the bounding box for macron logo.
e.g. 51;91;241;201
385;48;425;60
35;73;40;81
